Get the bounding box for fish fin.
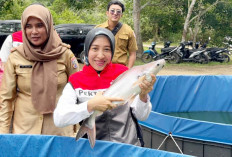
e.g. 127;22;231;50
75;121;89;141
75;120;97;148
87;124;96;148
110;71;127;85
132;75;146;87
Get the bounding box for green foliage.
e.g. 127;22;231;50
198;1;232;46
0;0;13;14
50;0;68;13
51;9;84;25
140;0;184;42
0;0;232;48
0;0;31;20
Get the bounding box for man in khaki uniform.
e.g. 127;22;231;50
96;0;138;69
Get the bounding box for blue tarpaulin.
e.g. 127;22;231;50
0;134;190;157
140;75;232;145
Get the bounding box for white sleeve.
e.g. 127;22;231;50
130;95;152;121
53;83;92;127
0;35;13;62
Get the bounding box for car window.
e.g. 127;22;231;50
83;26;94;35
56;27;77;35
75;28;82;35
0;22;21;33
0;23;15;33
56;28;66;35
82;28;91;35
15;23;21;32
66;28;76;35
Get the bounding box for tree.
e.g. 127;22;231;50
181;0;225;44
181;0;196;42
191;0;220;44
133;0;156;56
133;0;143;56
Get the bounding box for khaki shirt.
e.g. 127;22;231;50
0;49;79;136
96;21;138;66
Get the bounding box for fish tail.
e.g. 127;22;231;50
75;122;96;148
87;124;96;148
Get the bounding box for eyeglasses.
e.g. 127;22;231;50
109;9;122;15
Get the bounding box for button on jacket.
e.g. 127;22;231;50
0;49;78;136
96;21;138;66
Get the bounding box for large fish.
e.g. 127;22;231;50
76;59;166;148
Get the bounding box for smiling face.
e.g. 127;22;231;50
106;4;123;23
25;17;48;48
88;35;112;71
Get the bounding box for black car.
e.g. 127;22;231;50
54;24;95;63
0;20;21;48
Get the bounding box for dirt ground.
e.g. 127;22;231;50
78;63;232;75
158;64;232;75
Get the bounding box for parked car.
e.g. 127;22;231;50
0;20;21;48
54;24;95;63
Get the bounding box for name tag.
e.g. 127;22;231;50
19;65;32;68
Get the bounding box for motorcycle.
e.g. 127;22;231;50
223;36;232;52
141;42;159;63
151;41;181;64
177;41;209;64
196;40;231;63
155;44;181;64
163;41;172;48
141;41;180;63
205;47;231;63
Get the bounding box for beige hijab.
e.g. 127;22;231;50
16;4;69;114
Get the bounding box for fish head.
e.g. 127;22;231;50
143;59;165;75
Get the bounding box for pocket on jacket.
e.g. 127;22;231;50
118;34;128;49
119;34;128;40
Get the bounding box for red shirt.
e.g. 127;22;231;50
69;63;128;90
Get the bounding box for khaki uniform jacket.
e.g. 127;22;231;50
0;49;79;136
96;21;138;66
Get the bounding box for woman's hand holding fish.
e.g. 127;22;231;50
87;92;124;112
139;74;156;102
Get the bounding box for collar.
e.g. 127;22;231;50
101;20;119;30
101;20;110;28
83;62;113;75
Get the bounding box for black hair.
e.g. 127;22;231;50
107;0;125;13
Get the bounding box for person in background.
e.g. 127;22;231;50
0;4;79;136
54;28;156;146
0;30;23;86
96;0;137;69
0;30;23;63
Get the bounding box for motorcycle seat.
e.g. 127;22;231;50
161;47;176;53
189;49;204;53
206;48;223;53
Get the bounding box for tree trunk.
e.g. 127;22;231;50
181;0;196;42
133;0;143;58
193;15;202;46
